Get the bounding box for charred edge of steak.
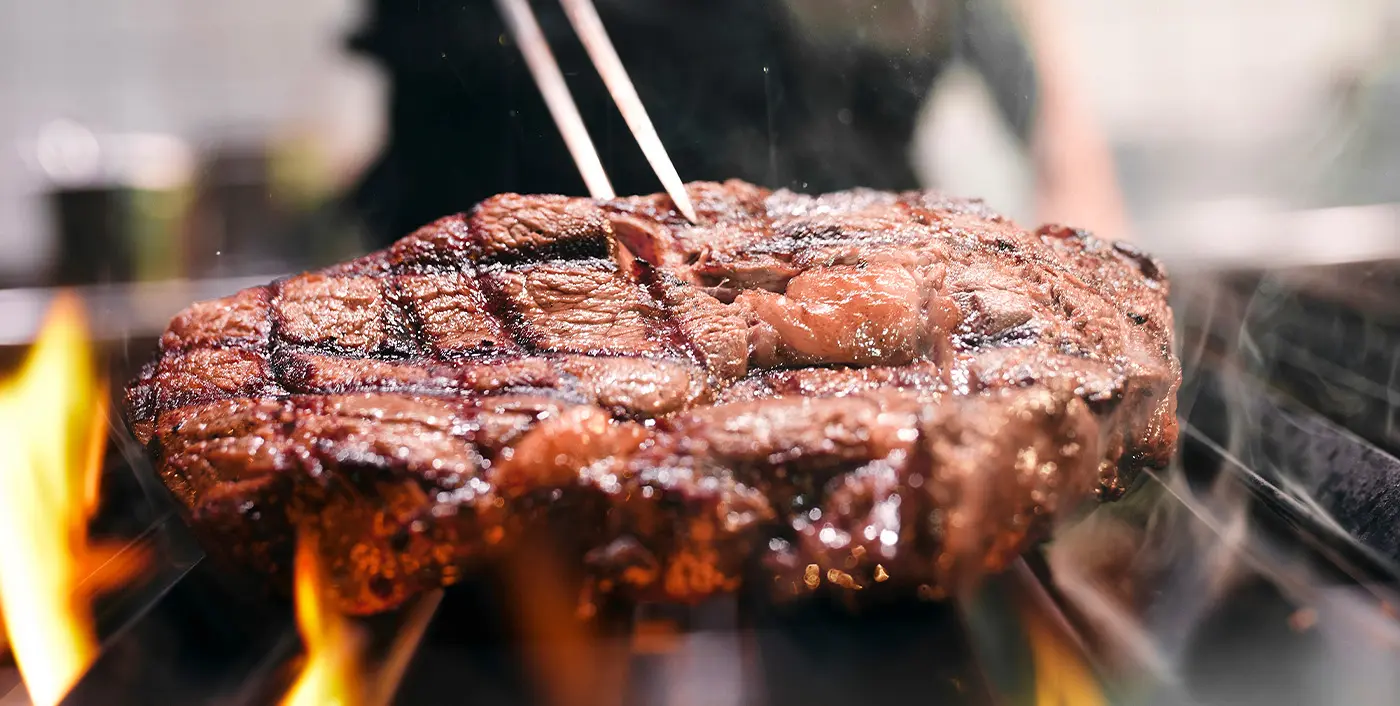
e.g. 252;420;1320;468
125;180;1179;615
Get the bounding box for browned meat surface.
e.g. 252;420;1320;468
125;180;1179;615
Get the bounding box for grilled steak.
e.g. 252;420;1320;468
125;180;1179;615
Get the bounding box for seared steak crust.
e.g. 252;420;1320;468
126;180;1179;614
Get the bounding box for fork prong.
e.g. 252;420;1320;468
494;0;615;200
557;0;699;223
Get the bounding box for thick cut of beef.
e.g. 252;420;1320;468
125;180;1179;615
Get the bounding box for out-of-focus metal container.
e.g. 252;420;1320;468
26;121;195;287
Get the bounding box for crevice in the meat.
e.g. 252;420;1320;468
382;275;430;360
270;336;420;362
956;325;1041;351
1080;382;1127;417
627;259;714;377
268;345;312;393
123;371;159;440
605;211;670;268
262;275;400;399
700;284;743;303
1036;223;1094;242
468;262;542;355
472;236;614;267
692;261;800;294
1048;283;1079;321
261;279;295;402
950;289;1042;351
624;265;706;370
1110;239;1166;283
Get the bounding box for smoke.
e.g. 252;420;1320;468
1039;272;1400;705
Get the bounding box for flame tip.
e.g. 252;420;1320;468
0;293;115;706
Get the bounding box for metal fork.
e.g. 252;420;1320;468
492;0;700;223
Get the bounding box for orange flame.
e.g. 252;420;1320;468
281;534;366;706
1022;604;1107;706
0;294;144;705
502;539;629;706
281;533;442;706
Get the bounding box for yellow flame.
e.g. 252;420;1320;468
1023;606;1107;706
280;534;443;706
282;533;365;706
0;294;109;705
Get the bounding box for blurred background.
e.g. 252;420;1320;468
0;0;378;288
1;0;1397;290
2;3;1400;705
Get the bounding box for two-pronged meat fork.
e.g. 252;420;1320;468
492;0;699;223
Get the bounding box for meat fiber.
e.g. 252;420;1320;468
125;180;1179;615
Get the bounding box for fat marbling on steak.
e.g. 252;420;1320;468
124;180;1179;615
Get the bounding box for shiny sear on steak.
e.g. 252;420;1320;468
124;180;1179;615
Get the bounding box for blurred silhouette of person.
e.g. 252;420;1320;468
345;0;1125;246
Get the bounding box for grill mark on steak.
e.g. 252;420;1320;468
470;263;539;356
125;180;1180;615
627;260;712;373
384;274;431;361
395;271;518;359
